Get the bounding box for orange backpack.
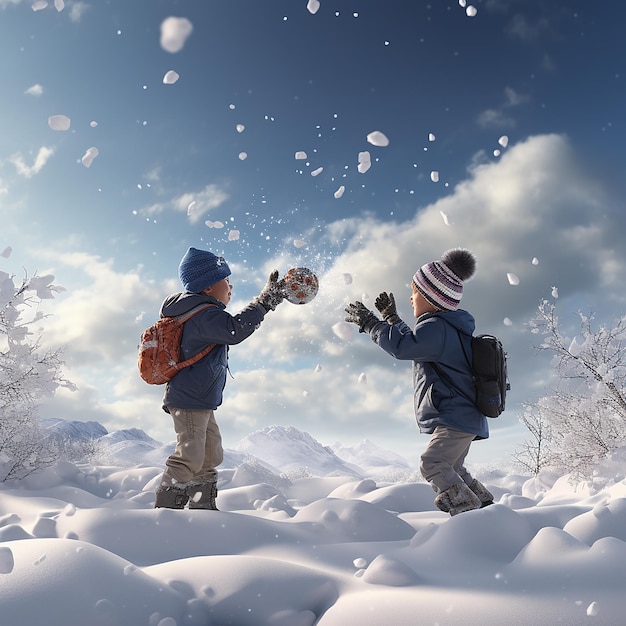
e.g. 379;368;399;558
138;303;216;385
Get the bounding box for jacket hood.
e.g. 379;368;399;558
160;292;225;317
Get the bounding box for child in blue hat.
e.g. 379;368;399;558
155;247;285;510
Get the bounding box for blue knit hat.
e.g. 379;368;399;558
178;247;231;293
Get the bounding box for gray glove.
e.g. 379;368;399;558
345;301;379;333
375;291;402;324
255;270;285;312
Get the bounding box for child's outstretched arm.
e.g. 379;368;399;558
375;292;402;324
375;291;412;335
347;296;442;361
253;270;286;312
345;301;381;333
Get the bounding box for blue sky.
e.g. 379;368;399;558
1;0;625;466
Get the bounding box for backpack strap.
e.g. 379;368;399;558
171;303;217;369
168;302;215;323
428;316;475;406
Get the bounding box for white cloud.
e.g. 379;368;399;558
35;134;626;461
144;167;161;182
507;13;551;43
68;1;89;22
477;108;515;130
9;146;55;178
504;86;529;107
477;86;529;130
38;252;176;361
243;133;625;445
172;184;230;223
32;250;178;438
136;183;229;221
219;364;416;447
137;202;166;217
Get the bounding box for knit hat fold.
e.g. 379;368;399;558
178;247;231;293
413;248;476;311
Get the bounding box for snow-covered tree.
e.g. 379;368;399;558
518;298;626;477
513;399;554;476
0;268;75;481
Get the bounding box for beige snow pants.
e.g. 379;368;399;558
161;408;224;486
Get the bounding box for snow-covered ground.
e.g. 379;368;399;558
1;422;626;625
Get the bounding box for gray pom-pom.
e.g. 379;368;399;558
441;248;476;281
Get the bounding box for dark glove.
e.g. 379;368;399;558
254;270;285;312
345;301;379;333
375;291;402;324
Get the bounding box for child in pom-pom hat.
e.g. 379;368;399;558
154;247;286;510
345;248;494;516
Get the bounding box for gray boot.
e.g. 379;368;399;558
468;478;494;508
434;482;481;516
187;481;218;510
155;485;189;509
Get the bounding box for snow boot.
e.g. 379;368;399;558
187;480;218;510
154;485;189;509
434;482;481;516
468;478;494;508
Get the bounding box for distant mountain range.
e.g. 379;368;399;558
41;418;417;479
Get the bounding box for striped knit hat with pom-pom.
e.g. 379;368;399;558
412;248;476;311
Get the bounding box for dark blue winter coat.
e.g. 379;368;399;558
369;309;489;439
160;292;266;412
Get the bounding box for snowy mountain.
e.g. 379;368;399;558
331;439;416;479
232;425;365;478
94;428;169;466
99;427;161;446
41;419;417;479
41;417;108;442
41;418;167;467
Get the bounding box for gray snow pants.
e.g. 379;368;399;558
420;425;477;493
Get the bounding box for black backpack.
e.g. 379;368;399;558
431;320;510;418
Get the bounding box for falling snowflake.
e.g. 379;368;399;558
366;131;389;147
81;147;99;168
163;70;180;84
358;152;371;173
307;0;320;15
48;115;71;131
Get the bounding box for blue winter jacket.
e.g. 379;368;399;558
160;292;266;412
369;309;489;439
